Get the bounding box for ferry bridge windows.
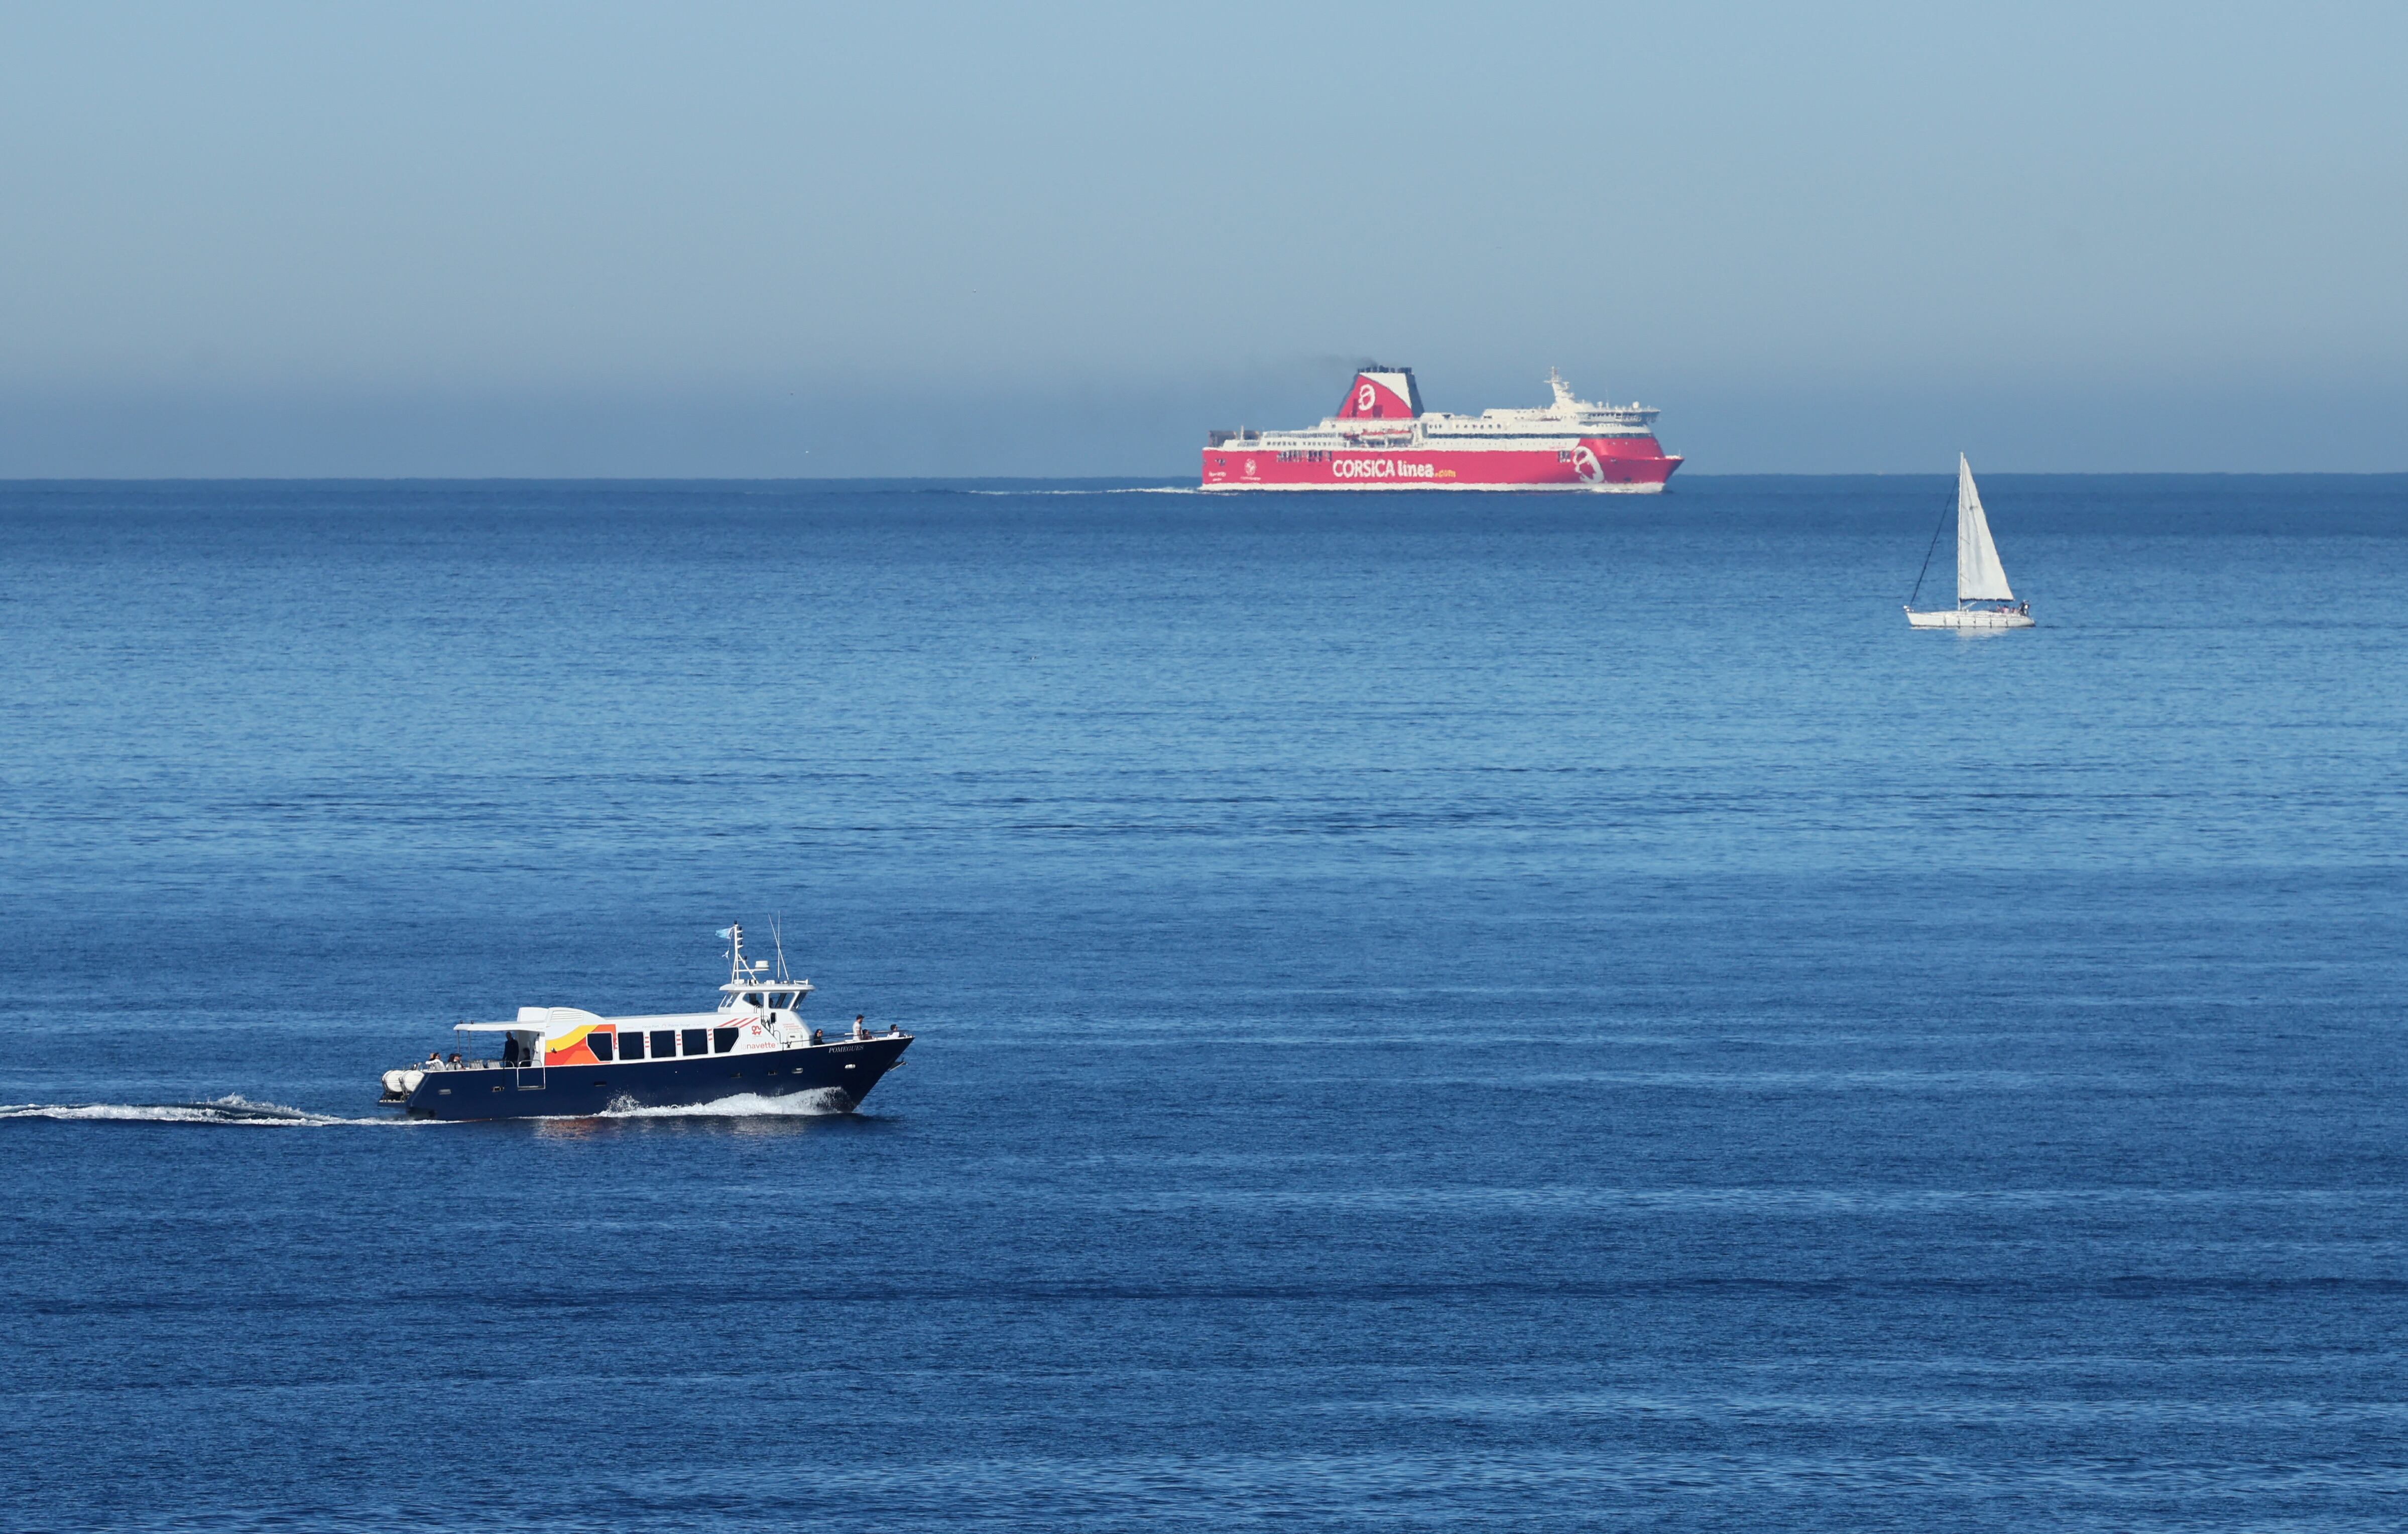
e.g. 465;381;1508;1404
649;1029;678;1059
590;1032;615;1063
620;1031;645;1060
681;1027;709;1056
712;1027;740;1054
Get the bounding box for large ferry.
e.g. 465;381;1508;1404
378;924;910;1121
1201;367;1682;492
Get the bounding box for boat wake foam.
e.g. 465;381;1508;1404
0;1094;396;1126
596;1089;854;1119
963;486;1200;496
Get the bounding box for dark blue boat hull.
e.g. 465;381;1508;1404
400;1035;910;1121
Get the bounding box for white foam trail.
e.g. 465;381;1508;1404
962;486;1200;496
594;1089;854;1119
0;1094;406;1126
5;1090;861;1127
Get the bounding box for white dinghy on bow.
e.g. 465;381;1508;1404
1905;455;2034;630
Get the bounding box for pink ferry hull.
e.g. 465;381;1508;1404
1201;436;1681;493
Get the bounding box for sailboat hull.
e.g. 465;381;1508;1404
1905;606;2035;630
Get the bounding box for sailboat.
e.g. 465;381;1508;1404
1905;455;2034;629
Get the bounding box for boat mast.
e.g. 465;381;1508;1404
726;922;745;984
1907;483;1953;610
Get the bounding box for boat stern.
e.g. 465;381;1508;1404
378;1067;423;1104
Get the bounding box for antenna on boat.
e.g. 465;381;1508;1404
771;914;791;984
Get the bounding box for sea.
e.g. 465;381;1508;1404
3;475;2404;1531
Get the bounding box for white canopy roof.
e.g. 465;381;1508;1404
454;1011;730;1033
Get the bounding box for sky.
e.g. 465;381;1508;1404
1;0;2402;476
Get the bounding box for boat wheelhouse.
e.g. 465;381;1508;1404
378;923;911;1120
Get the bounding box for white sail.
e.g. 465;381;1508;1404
1955;454;2014;603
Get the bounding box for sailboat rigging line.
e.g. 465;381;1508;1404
1906;494;1952;609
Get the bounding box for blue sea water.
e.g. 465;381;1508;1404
2;475;2404;1531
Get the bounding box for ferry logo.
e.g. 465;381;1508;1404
1244;457;1258;476
1337;371;1416;420
1572;445;1604;484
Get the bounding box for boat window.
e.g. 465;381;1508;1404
743;992;764;1009
713;1027;739;1054
590;1032;615;1063
681;1027;708;1056
621;1031;645;1060
650;1029;678;1058
769;992;792;1011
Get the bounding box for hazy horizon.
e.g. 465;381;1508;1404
4;2;2402;477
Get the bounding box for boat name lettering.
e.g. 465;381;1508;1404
1331;458;1435;480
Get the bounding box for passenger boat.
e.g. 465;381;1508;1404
1200;366;1681;492
378;924;911;1121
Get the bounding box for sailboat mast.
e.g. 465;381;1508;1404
1908;490;1953;608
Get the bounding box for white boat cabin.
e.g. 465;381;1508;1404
433;925;831;1070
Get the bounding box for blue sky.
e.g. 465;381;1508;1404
1;1;2401;475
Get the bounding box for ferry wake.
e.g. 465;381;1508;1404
378;923;911;1121
1201;367;1682;492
